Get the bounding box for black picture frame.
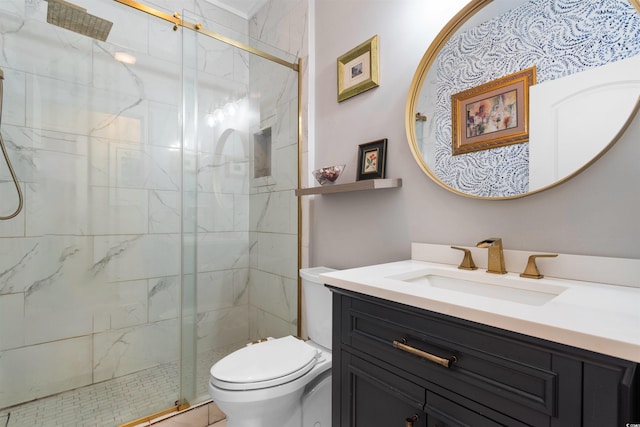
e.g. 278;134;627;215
357;138;387;181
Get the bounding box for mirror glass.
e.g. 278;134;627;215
406;0;640;199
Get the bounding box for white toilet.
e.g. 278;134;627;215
208;267;336;427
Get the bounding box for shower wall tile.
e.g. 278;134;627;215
196;305;249;353
196;232;250;272
0;68;26;127
149;190;181;233
148;17;182;63
26;74;147;143
104;143;181;191
198;42;236;81
248;231;259;270
26;182;89;235
151;0;197;16
250;0;302;55
254;231;297;279
0;0;24;16
197;269;236;313
88;187;149;235
194;1;249;37
89;137;111;187
149;275;180;322
7;125;90;158
251;190;295;234
0;183;24;236
32;143;89;182
249;269;297;322
234;194;250;231
93;46;181;105
0;293;24;351
272;144;298;192
149;101;180;148
21;241;94;345
233;268;250;306
234;49;251;85
0;235;92;296
0;336;92;409
253;69;296;123
1;17;93;85
93;318;180;383
92;233;180;282
197;151;250;195
196;152;218;192
63;0;150;55
24;301;93;346
93;280;149;332
248;306;297;342
0;128;36;185
196;192;235;232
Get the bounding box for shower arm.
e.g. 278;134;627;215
0;67;24;220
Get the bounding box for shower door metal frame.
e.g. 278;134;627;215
112;0;304;413
113;0;299;72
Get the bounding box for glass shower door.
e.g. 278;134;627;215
180;9;300;404
0;1;184;424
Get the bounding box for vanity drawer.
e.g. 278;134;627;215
332;288;638;427
340;294;562;423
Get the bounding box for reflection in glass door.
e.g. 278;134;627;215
180;9;300;404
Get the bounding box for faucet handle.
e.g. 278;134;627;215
451;246;478;270
520;254;558;279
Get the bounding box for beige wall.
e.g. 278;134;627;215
309;0;640;269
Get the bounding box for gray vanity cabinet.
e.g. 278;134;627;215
330;287;639;426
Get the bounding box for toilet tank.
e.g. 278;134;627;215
300;267;337;350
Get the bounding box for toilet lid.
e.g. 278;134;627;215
210;336;319;390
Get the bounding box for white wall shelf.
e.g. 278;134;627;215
295;178;402;196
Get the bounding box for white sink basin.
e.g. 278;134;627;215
389;269;568;306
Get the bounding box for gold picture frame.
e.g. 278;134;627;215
337;35;380;102
451;66;536;155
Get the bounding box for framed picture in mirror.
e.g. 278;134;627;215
357;138;387;181
451;66;536;155
337;35;380;102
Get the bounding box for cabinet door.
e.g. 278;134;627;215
341;351;427;427
425;391;507;427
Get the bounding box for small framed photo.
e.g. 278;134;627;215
451;66;536;155
337;35;380;102
357;138;387;181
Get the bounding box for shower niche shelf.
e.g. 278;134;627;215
295;178;402;196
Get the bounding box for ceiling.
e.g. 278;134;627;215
203;0;268;19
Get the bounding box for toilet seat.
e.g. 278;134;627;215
210;336;320;391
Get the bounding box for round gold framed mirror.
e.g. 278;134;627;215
406;0;640;200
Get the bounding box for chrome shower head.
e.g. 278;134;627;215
45;0;113;42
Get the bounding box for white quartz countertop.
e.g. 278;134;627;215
320;260;640;363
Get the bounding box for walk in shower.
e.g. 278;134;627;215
0;0;301;425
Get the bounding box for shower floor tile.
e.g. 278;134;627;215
0;344;243;427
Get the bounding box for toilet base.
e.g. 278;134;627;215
218;391;302;427
209;343;332;427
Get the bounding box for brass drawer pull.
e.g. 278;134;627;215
405;414;419;426
393;339;457;368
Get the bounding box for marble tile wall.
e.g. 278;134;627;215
245;0;308;343
0;0;306;414
0;0;187;409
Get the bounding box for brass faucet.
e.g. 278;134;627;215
520;254;558;279
476;238;507;274
451;246;477;270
